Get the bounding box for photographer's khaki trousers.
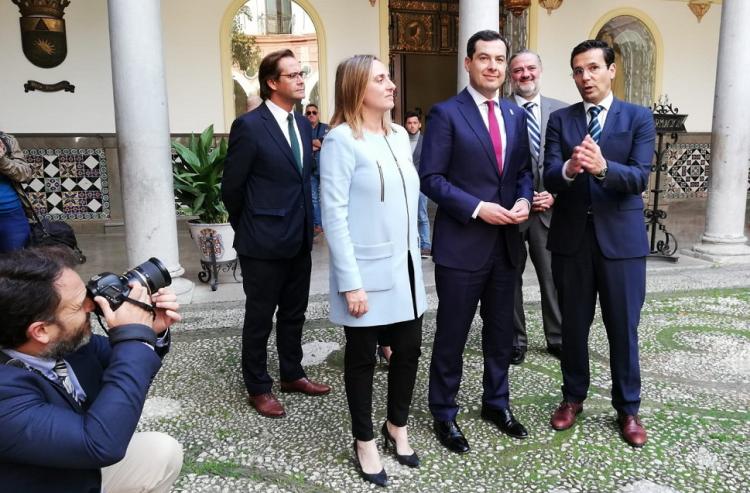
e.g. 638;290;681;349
101;432;183;493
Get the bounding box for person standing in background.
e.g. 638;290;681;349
0;131;33;253
305;103;329;236
506;50;567;365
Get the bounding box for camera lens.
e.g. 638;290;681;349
122;257;172;294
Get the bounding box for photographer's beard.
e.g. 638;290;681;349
40;318;92;361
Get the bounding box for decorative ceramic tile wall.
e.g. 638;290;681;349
22;148;110;220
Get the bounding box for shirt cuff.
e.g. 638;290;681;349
472;201;484;219
515;198;531;211
562;160;576;182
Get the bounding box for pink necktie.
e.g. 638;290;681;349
486;100;503;175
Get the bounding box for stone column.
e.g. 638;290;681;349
457;0;500;90
690;0;750;262
107;0;193;296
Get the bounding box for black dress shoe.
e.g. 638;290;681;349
546;344;563;360
481;407;529;439
433;419;470;454
381;422;420;467
352;440;388;487
510;346;527;365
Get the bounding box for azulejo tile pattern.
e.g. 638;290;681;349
22;148;110;220
665;143;711;199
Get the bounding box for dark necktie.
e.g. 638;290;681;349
486;100;503;175
53;359;77;400
523;102;541;159
587;105;604;143
287;113;302;172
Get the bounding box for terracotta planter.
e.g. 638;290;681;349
187;221;237;262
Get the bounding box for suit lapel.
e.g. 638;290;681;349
260;104;301;176
572;102;588;142
598;97;621;148
498;100;516;183
456;89;498;173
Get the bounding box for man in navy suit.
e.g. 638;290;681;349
0;247;183;493
421;30;534;454
223;49;331;419
543;40;655;447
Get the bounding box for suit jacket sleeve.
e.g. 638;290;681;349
420;104;482;224
0;331;163;469
600;106;655;195
222;117;257;231
542;109;568;195
319;128;362;292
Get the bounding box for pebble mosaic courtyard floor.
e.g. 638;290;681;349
137;283;750;493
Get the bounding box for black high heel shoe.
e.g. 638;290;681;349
381;422;420;468
376;346;390;366
352;440;388;487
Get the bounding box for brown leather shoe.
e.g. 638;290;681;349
279;377;331;396
248;393;286;418
618;414;647;447
550;401;583;430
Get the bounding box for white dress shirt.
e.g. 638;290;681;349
265;99;305;165
464;84;529;218
514;93;541;124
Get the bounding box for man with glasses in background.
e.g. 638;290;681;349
223;49;331;419
305;103;329;237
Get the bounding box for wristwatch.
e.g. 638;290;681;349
595;163;608;180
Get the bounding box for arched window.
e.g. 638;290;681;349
596;15;656;107
230;0;321;119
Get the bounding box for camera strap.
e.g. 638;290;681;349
122;296;157;319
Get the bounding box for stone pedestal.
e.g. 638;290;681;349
687;0;750;264
457;0;500;90
107;0;193;296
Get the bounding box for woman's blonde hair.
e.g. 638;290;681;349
330;54;393;139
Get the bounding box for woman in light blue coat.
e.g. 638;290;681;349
320;55;427;487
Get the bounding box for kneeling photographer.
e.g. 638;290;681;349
0;246;183;493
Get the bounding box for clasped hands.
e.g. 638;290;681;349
565;134;607;178
477;199;530;225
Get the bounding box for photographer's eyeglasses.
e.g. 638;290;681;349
278;71;308;80
305;110;318;116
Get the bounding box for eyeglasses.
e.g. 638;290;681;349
278;71;308;80
572;64;605;78
305;110;318;116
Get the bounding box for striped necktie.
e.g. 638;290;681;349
523;102;541;159
53;359;77;400
287;113;302;173
587;105;604;143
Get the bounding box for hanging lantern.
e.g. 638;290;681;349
688;0;711;23
538;0;563;15
504;0;531;17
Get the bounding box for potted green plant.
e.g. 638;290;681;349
172;125;237;263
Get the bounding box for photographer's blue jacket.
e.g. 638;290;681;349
0;328;169;493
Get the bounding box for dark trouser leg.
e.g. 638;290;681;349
479;251;517;410
386;317;423;426
239;255;285;395
595;249;645;416
428;263;488;421
344;326;380;441
275;249;311;382
512;230;529;348
551;224;598;404
527;218;563;347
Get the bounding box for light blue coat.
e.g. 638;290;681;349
320;123;427;327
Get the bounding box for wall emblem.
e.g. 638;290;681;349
12;0;71;68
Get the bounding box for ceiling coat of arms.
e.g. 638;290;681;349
12;0;71;68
